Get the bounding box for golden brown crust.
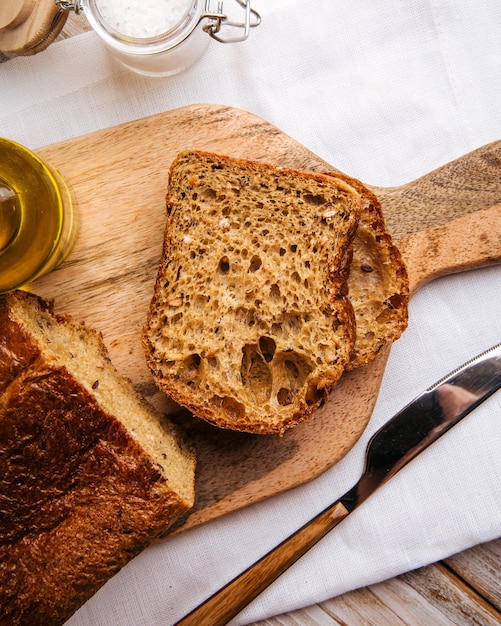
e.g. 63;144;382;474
144;151;362;435
0;291;194;625
324;172;409;369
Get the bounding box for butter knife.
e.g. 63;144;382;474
176;343;501;626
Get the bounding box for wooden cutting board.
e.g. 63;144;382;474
31;104;501;534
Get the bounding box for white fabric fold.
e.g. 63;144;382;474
1;1;500;624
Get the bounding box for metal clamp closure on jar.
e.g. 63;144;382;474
202;0;261;43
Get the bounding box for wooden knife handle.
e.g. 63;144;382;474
398;202;501;295
175;501;350;626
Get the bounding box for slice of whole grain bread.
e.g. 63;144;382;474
143;151;362;435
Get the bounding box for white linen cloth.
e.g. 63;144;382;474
1;1;500;623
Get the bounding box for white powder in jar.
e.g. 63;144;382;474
95;0;192;38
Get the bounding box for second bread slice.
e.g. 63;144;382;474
143;151;361;435
326;172;409;369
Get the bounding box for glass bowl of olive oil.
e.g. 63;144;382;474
0;138;78;293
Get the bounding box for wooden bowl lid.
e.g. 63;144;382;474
0;0;68;56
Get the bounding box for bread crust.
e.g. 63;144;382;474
144;151;362;435
0;291;195;625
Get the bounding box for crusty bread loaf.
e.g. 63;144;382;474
143;151;362;435
325;172;409;369
0;290;195;626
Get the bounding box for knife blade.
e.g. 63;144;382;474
175;343;501;626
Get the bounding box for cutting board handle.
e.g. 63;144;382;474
398;202;501;295
374;139;501;240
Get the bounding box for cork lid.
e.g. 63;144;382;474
0;0;68;56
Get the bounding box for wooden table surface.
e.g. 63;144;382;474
2;14;500;626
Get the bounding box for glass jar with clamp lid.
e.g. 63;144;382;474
56;0;261;77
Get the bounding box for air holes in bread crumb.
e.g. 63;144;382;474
207;355;219;368
193;294;210;309
240;343;272;402
305;382;322;405
284;358;300;380
177;353;201;386
277;388;294;406
167;297;183;307
270;284;280;301
201;187;217;201
258;336;276;362
248;255;262;272
212;395;246;420
218;256;230;274
304;193;327;205
279;352;312;388
286;312;302;331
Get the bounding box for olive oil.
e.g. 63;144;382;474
0;138;77;293
0;183;20;252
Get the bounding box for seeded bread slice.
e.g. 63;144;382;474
143;151;362;435
0;290;195;626
326;173;409;369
